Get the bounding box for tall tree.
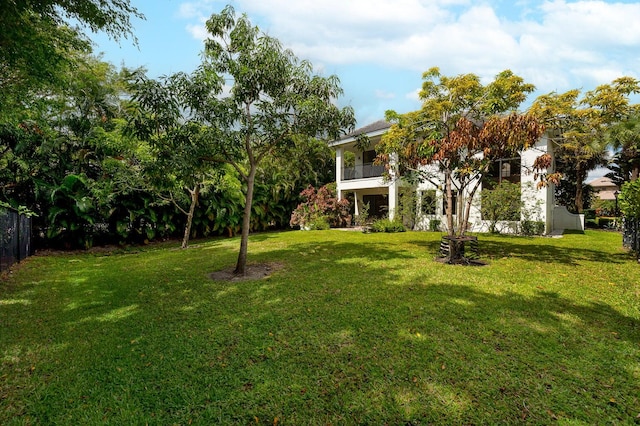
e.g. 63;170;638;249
530;77;639;212
126;67;225;249
378;68;543;241
0;0;143;118
202;5;354;275
606;109;640;183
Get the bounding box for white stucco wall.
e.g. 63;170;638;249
410;137;555;234
521;135;554;233
333;129;556;234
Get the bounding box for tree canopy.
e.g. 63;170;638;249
201;5;354;275
530;77;639;212
378;68;543;242
125;66;226;248
0;0;143;120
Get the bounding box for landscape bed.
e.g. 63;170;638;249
1;230;638;424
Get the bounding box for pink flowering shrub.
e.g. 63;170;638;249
290;184;351;229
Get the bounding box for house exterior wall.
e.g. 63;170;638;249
333;132;399;220
332;126;572;234
406;139;555;234
521;134;555;233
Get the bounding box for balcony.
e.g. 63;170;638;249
342;163;385;180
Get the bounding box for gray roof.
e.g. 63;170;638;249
338;119;391;140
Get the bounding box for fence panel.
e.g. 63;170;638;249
18;213;32;261
623;218;640;254
1;207;33;272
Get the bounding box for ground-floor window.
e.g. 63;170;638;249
362;194;388;218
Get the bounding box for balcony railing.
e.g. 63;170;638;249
342;163;385;180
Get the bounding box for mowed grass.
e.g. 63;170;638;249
1;230;639;424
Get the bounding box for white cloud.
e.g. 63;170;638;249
539;0;640;46
185;18;209;41
177;2;201;19
375;89;396;100
176;0;640;119
406;88;421;102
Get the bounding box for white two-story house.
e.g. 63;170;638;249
330;120;584;234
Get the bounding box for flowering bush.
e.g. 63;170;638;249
290;184;351;229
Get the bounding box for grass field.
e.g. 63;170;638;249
1;230;639;424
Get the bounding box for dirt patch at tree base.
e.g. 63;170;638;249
208;262;285;282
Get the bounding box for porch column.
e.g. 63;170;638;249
335;147;343;199
388;183;397;220
353;191;359;216
388;153;399;220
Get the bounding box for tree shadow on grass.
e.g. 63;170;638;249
277;282;640;423
369;282;618;421
3;233;638;424
476;237;632;265
405;237;442;256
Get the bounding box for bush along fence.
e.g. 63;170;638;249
623;218;640;259
0;206;33;272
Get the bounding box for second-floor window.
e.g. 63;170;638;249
363;150;377;164
483;156;521;190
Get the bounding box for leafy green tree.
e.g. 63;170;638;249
378;68;543;242
530;77;639;212
126;67;225;248
202;5;354;275
619;171;640;258
0;54;121;247
554;158;596;214
0;0;142;90
252;136;337;230
0;53;168;248
0;0;143;128
480;181;522;233
606;110;640;183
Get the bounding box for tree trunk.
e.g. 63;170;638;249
461;179;482;237
631;164;639;182
181;184;200;249
235;165;257;276
575;163;586;213
445;169;455;236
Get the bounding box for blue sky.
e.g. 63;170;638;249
92;0;640;131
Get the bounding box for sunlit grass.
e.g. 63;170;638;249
1;230;638;424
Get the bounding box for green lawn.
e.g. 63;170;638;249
1;230;639;424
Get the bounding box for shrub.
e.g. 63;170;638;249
309;216;330;230
370;218;406;233
428;219;441;232
354;202;370;226
596;217;619;229
520;220;545;236
397;189;418;230
290;184;351;229
619;179;640;219
481;182;522;234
